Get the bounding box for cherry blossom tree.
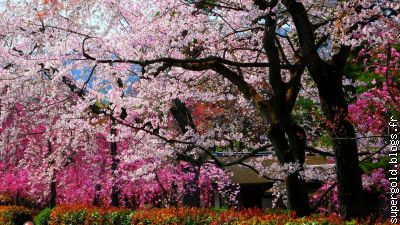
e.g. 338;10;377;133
1;0;399;219
0;54;237;209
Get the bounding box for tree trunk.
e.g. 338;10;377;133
332;120;365;219
282;0;366;218
281;123;309;217
316;68;366;219
110;141;119;207
48;140;57;208
110;118;120;207
268;123;309;216
211;61;310;215
93;183;101;206
286;172;309;216
49;177;57;208
262;13;310;216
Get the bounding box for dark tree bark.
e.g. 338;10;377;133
93;183;101;206
71;5;309;213
283;0;366;218
170;93;310;214
314;62;366;219
49;179;57;208
48;140;57;208
110;118;120;207
170;98;196;134
268;123;309;216
263;13;309;215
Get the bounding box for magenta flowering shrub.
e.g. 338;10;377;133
0;110;239;208
310;180;339;214
311;168;393;215
349;45;400;135
0;101;239;208
362;168;391;194
199;163;240;207
0;167;30;205
348;86;391;134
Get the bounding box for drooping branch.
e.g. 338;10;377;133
305;146;334;157
81;37;299;70
311;182;337;211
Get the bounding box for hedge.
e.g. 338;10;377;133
6;205;391;225
0;206;32;225
130;208;392;225
48;205;132;225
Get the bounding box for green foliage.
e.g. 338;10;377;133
387;104;400;121
189;0;216;7
296;96;315;109
315;133;333;148
0;206;32;225
34;208;52;225
293;97;316;124
0;205;390;225
344;219;358;225
343;52;382;101
293;96;334;148
86;211;104;225
103;211;132;225
61;210;87;224
361;156;400;173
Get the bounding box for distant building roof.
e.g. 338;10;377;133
215;155;332;185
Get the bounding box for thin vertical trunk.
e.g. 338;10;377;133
282;126;309;217
93;183;101;206
48;140;56;208
49;178;57;208
110;118;120;207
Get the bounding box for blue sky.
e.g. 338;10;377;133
68;61;140;95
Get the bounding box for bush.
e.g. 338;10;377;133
49;205;88;225
46;205;392;225
34;208;52;225
0;206;32;225
130;208;392;225
85;209;132;225
48;205;132;225
103;210;132;225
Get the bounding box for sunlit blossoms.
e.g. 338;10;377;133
0;0;399;221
